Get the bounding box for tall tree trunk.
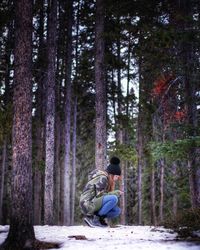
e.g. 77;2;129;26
115;18;126;224
44;0;57;225
0;0;35;248
181;1;199;208
95;0;107;170
70;1;80;224
71;96;77;225
63;0;73;226
54;0;65;225
33;0;46;225
137;61;143;225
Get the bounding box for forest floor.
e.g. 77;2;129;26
0;224;200;250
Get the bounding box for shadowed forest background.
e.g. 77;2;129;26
0;0;200;240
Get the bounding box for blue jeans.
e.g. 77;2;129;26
98;195;121;218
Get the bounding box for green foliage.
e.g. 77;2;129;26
33;159;45;172
164;208;200;238
109;142;137;165
150;137;200;163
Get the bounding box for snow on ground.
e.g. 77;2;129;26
0;225;200;250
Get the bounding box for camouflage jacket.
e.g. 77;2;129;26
79;169;120;216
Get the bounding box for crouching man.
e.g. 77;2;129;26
79;157;123;227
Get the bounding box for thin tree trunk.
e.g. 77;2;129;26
44;0;57;225
54;0;65;225
137;61;143;225
111;69;117;127
54;115;61;224
137;154;142;225
95;0;107;170
70;0;80;224
2;147;10;225
0;139;7;224
172;162;178;218
120;162;126;225
151;165;157;225
0;0;35;247
159;159;164;223
63;0;73;226
115;19;126;224
71;96;77;225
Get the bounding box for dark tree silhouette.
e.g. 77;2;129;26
0;0;35;248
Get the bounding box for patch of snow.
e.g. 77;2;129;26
0;225;199;250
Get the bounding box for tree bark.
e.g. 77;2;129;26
63;0;73;226
71;96;77;225
44;0;57;225
137;60;143;225
0;0;35;248
120;162;126;225
33;0;46;225
95;0;107;170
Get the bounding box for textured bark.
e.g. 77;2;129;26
54;0;65;225
44;0;57;225
0;0;35;248
63;0;73;226
95;0;107;170
33;0;46;225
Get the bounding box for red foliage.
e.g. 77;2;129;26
152;74;174;97
174;111;186;122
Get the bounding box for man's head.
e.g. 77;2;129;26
106;156;121;176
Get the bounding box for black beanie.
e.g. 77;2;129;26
106;157;121;176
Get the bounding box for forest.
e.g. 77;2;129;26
0;0;200;248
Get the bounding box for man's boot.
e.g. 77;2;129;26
84;215;107;228
99;216;108;226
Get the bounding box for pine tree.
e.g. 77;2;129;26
0;0;35;248
44;0;57;225
95;0;107;169
63;0;73;226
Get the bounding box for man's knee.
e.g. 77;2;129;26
109;195;118;205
